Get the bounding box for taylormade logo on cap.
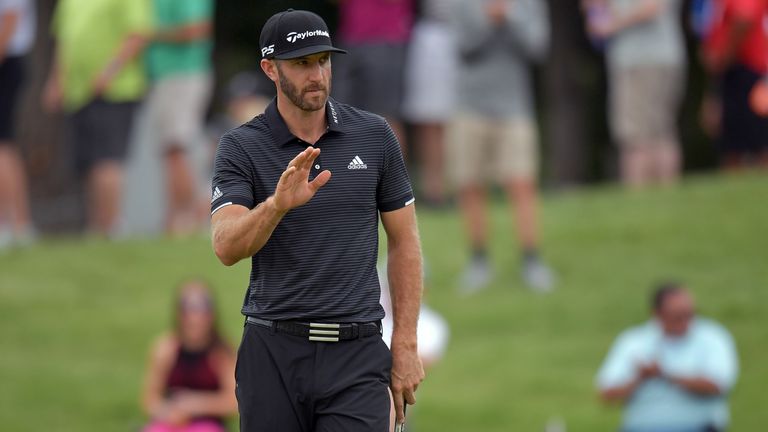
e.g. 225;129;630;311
286;30;330;43
259;9;347;59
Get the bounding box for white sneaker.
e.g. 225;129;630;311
522;257;555;293
459;258;493;295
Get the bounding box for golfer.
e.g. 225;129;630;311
210;9;424;432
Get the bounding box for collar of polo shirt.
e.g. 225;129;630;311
264;97;346;146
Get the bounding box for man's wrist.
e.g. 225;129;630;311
390;332;418;351
265;196;289;220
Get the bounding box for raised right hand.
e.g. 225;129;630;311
273;146;332;212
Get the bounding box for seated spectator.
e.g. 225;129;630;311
141;279;237;432
596;282;739;432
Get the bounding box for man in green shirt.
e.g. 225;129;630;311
145;0;213;235
43;0;151;236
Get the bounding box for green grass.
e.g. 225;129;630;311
1;173;766;431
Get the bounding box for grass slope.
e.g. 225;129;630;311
0;173;765;431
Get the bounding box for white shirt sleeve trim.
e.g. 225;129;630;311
211;202;234;215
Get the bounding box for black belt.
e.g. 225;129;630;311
246;316;382;342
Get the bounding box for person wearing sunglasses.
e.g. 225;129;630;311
141;279;237;432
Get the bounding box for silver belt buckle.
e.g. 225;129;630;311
308;322;340;342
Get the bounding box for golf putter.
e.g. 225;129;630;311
395;405;407;432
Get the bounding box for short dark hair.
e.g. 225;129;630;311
652;281;685;311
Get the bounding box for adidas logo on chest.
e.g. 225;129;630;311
347;155;368;170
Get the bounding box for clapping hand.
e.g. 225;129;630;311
637;362;662;381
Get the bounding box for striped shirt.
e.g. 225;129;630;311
211;98;414;322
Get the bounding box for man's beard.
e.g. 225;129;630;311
278;70;330;112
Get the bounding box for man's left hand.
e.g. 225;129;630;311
390;343;425;426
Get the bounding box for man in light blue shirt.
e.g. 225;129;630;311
596;283;739;432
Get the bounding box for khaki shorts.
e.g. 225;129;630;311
449;114;539;186
146;73;212;151
609;65;684;146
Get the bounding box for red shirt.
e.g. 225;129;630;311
706;0;768;73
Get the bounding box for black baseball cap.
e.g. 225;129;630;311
259;9;347;60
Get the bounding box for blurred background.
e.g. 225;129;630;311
0;0;766;431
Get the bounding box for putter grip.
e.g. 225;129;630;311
395;405;407;432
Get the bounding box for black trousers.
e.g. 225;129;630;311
235;321;392;432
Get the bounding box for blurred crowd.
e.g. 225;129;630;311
2;0;768;243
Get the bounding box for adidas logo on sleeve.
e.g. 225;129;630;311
211;186;223;203
347;156;368;170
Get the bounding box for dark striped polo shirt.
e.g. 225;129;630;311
211;98;414;322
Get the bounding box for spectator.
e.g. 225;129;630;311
142;279;237;432
691;0;717;39
333;0;414;150
207;70;275;141
0;0;35;249
43;0;151;236
145;0;214;235
597;282;739;432
449;0;554;293
585;0;687;187
402;0;457;206
204;70;273;227
701;0;768;169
